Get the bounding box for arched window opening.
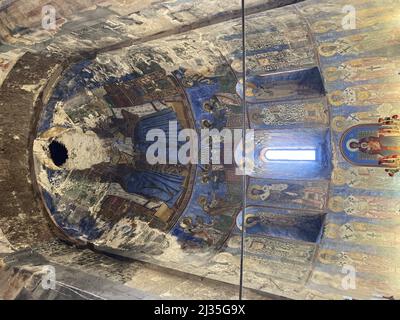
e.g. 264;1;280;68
263;149;316;161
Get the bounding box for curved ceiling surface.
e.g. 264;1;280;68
1;0;400;300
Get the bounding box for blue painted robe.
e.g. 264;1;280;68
126;108;185;207
121;170;184;208
133;108;182;154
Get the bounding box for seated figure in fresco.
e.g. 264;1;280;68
34;108;185;208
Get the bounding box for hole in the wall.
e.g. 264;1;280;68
49;140;68;167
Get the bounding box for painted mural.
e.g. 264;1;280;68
0;0;393;300
340;118;400;176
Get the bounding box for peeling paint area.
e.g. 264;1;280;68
0;229;13;254
26;0;400;300
0;49;25;87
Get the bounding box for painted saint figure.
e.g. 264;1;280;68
340;115;400;176
348;136;400;157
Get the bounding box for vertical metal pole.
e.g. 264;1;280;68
239;0;247;301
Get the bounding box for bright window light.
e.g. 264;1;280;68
264;149;316;161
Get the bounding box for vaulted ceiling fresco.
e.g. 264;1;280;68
0;0;400;300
